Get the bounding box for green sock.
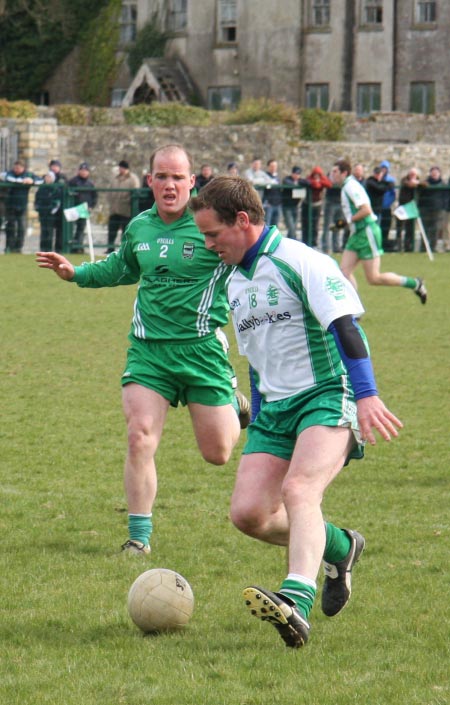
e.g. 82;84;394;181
279;574;317;619
128;513;152;547
323;522;351;563
401;276;418;290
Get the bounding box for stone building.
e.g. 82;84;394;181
43;1;450;115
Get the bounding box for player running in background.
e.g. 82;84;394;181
191;176;402;649
331;159;427;304
36;144;249;556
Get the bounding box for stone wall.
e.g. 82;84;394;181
4;113;450;235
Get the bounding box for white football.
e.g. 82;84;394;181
127;568;194;633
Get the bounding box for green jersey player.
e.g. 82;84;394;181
36;144;249;555
191;175;403;649
331;159;427;304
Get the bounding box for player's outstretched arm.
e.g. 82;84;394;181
356;396;403;446
36;252;75;281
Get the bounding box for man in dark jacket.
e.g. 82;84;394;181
263;159;283;227
3;160;41;253
68;162;97;254
49;159;67;252
417;165;446;252
395;168;422;252
365;166;390;219
282;166;306;240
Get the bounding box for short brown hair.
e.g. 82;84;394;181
334;158;351;175
190;176;265;225
149;144;194;173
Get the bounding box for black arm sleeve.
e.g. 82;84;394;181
329;315;368;358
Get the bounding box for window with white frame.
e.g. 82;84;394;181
120;2;137;44
167;0;188;32
416;1;437;23
311;0;330;27
357;83;381;116
305;84;329;109
217;0;237;43
362;0;383;24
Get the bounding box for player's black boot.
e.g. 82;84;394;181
243;585;310;648
321;528;365;617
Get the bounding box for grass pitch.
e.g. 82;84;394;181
0;253;449;705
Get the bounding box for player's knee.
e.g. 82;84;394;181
127;424;156;457
281;475;323;507
200;444;231;466
230;501;262;537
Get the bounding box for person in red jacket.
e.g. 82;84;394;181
301;166;332;247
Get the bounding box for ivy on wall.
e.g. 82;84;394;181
127;14;172;77
77;0;122;106
0;0;112;101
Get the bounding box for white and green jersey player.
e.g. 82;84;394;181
72;204;236;407
340;175;383;259
228;226;366;460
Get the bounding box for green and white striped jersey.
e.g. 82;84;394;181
228;228;365;401
341;175;378;235
72;205;230;342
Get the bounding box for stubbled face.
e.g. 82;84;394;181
353;164;365;181
148;149;195;224
330;165;346;186
194;208;248;266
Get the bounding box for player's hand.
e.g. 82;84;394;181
356;396;403;445
35;252;75;281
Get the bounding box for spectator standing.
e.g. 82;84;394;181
352;163;366;186
244;157;271;194
321;179;347;253
282;166;305;240
395;168;422;252
138;171;155;212
227;162;239;176
35;171;59;251
417;166;447;253
106;160;140;254
3;160;42;253
365;166;390;220
48;159;67;253
262;159;282;227
195;164;214;192
378;160;396;252
301;166;332;247
67;162;97;254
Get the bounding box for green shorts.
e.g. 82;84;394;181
122;334;236;407
345;221;384;260
243;376;364;464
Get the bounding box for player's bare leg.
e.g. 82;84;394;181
121;383;169;554
339;249;360;290
189;402;240;466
